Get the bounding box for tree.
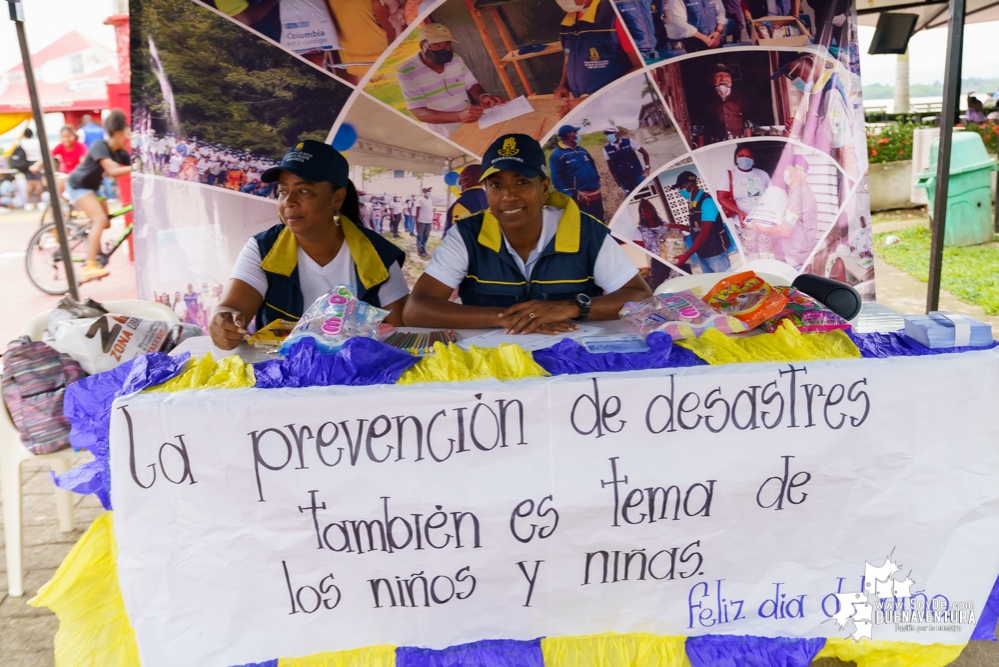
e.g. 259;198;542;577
133;0;351;158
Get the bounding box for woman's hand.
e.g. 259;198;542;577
210;310;247;351
498;300;580;335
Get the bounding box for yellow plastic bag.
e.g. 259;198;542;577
398;342;549;384
29;511;141;667
279;645;396;667
542;633;691;667
675;320;861;365
817;638;966;667
145;353;255;392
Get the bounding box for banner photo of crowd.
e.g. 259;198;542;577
130;0;875;328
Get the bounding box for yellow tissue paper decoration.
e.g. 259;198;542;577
675;320;861;365
145;353;255;392
398;342;549;384
542;633;691;667
279;645;396;667
29;511;140;667
816;638;966;667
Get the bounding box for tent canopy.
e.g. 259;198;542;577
0;31;119;116
342;94;476;174
856;0;999;31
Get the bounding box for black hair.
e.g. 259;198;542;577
60;124;76;135
23;128;33;138
733;143;755;163
103;109;129;136
340;179;361;225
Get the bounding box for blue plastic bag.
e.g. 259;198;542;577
532;332;707;376
255;336;418;388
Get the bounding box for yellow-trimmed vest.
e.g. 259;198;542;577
453;192;607;308
253;217;404;328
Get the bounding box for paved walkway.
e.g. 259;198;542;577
1;208;997;665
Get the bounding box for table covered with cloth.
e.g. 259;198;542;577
26;324;999;667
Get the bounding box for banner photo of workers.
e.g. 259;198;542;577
30;0;999;665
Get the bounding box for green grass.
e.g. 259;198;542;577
874;224;999;314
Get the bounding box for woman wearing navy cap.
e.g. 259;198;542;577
403;133;652;335
209;140;409;350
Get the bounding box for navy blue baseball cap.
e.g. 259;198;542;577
557;124;580;137
261;140;349;188
480;133;547;181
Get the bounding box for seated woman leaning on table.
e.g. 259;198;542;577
209;140;409;349
403;133;652;334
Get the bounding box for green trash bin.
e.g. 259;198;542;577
915;131;998;247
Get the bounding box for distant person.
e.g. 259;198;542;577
851;215;872;258
404;195;416;235
398;23;507;137
601;126;650;194
549;125;604;222
967;96;987;124
774;53;857;176
78;114;104;147
671;171;731;273
327;0;397;82
694;64;753;147
415;186;434;257
0;176;23;213
64;109;132;282
555;0;641;105
665;0;728;53
390;196;404;238
444;164;487;236
30;125;87;197
18;128;43;210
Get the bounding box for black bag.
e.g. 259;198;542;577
9;145;28;172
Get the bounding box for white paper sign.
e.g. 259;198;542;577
110;350;999;666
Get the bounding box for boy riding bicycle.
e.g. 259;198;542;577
63;109;131;282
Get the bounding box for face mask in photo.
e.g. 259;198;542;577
424;47;454;65
790;77;813;93
606;133;618;143
679;187;692;200
783;169;793;186
736;157;754;171
556;0;585;12
715;84;731;100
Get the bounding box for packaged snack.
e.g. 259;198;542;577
704;271;789;330
279;285;389;355
620;290;747;340
247;319;298;351
48;315;202;374
762;286;852;333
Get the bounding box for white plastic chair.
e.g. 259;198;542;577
1;300;179;596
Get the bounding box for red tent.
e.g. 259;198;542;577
0;31;120;135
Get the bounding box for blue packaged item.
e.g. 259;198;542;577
278;285;389;355
903;311;993;349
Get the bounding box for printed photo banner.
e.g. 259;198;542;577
129;0;874;324
110;352;999;665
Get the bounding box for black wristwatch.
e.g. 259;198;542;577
573;293;592;322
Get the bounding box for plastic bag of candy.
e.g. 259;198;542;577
247;319;298;352
704;271;789;330
279;285;389;355
620;290;748;340
762;286;851;333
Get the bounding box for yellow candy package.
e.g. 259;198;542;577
704;271;789;331
247;318;297;351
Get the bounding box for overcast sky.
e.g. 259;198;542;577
0;3;995;89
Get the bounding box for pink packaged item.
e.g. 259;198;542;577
620;290;748;340
762;286;852;333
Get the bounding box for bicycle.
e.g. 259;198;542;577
25;204;134;295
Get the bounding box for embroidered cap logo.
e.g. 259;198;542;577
590;47;600;61
496;137;519;157
296;142;305;150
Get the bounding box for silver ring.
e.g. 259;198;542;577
528;312;536;319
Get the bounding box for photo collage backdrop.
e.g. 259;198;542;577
130;0;874;323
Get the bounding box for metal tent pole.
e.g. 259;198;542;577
7;0;79;299
926;0;966;313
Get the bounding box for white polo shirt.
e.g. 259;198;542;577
426;206;638;292
398;53;479;137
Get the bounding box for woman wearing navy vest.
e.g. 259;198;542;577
404;133;652;335
209;140;408;350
